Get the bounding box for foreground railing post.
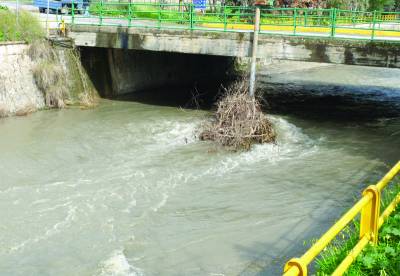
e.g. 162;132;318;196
293;8;297;35
360;185;380;244
283;162;399;276
249;7;260;98
284;258;307;276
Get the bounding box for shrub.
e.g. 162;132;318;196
0;9;44;42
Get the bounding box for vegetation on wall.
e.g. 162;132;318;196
28;41;98;109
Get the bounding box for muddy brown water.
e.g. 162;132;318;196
0;62;399;275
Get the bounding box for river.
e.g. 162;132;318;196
0;62;399;276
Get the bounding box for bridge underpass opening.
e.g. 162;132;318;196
79;47;237;108
78;46;400;119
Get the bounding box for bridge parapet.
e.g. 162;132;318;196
69;25;400;68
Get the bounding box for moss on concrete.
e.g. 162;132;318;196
29;40;98;109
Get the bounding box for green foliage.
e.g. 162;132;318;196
369;0;395;11
315;222;360;275
348;212;400;275
316;183;400;275
326;0;350;9
395;0;400;10
0;9;44;42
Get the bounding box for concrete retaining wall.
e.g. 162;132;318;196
0;43;45;116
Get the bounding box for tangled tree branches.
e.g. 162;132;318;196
200;80;276;151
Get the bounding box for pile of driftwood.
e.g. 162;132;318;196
200;80;276;150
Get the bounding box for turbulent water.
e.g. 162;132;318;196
0;63;399;276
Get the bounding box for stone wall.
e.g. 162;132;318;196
0;42;45;116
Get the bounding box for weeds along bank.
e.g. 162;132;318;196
0;7;42;42
0;6;98;117
28;41;98;109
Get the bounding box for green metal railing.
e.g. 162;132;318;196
67;2;400;41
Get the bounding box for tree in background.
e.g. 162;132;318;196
395;0;400;10
222;0;397;10
368;0;394;10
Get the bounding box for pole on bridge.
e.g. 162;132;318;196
249;7;260;98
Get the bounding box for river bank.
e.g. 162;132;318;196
1;6;98;117
0;40;98;117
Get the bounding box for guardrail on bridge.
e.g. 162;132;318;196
65;2;400;41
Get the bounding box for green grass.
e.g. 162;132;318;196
0;7;44;42
88;3;190;24
316;183;400;275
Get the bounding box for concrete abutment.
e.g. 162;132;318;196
80;47;236;98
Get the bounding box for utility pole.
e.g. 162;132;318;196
46;0;50;37
249;6;260;97
15;0;19;40
16;0;19;25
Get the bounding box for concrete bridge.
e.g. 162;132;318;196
70;25;400;68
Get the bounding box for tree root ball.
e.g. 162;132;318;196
200;80;276;151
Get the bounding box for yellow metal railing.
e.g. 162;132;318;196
382;14;397;21
283;161;400;276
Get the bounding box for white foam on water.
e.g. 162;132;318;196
9;205;77;253
148;172;186;213
151;192;169;212
201;116;318;177
149;119;200;148
122;115;317;215
134;115;318;187
98;250;144;276
36;201;72;213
